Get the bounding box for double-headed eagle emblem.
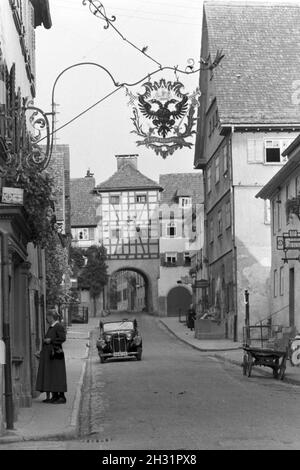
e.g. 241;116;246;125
127;79;200;158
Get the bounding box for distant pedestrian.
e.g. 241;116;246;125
36;309;67;404
187;304;196;331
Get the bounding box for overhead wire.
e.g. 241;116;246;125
38;0;208;153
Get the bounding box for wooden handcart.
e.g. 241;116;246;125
242;325;289;380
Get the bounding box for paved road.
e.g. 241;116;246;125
2;313;300;450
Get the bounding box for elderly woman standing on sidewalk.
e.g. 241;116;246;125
36;309;67;404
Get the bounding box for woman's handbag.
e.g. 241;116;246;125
50;345;64;360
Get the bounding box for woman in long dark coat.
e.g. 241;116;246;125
36;310;67;404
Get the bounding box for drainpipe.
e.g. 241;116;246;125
230;127;238;342
0;230;14;429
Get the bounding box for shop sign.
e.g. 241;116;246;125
2;187;24;205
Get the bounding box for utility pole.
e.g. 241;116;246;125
244;289;250;346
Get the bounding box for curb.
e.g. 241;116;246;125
0;330;93;445
159;319;242;352
70;337;91;430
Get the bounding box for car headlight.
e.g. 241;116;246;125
126;333;132;340
133;335;142;346
97;339;106;348
105;335;112;342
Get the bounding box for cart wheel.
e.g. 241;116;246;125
278;358;287;380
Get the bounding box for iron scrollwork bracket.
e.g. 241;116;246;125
82;0;116;29
24;100;51;170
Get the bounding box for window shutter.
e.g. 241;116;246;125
247;139;264;163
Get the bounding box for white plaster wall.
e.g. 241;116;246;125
0;2;32;98
159;266;192;297
234;185;272;335
232;132;299;187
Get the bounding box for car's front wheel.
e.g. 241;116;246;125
136;346;142;361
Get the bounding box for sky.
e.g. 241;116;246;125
35;0;205;184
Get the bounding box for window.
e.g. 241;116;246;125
273;269;278;297
280;267;284;296
277;200;282;232
272;201;276;235
209;218;214;243
167;222;176;238
217;210;223;236
111;228;120;239
165;252;177;264
184;252;191;266
225;201;231;228
207;167;211;193
215;109;219;128
136;194;147;203
223;145;228;174
265;140;281;163
209;119;212;137
75;228;89;240
264;140;292;164
215;156;220;183
180;197;191;208
110;195;120;205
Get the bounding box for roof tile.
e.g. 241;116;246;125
205;1;300;125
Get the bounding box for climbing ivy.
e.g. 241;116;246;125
4;165;57;247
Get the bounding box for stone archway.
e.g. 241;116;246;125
106;258;160;314
167;285;192;317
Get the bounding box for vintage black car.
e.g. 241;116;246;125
96;319;142;363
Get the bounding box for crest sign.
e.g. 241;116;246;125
127;79;200;159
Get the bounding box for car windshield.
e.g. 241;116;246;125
103;321;134;332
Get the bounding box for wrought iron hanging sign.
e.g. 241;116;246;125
0;62;51;176
127;79;200;159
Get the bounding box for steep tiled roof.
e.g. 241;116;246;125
70;177;97;226
159;173;204;205
95;163;162;192
205;1;300;125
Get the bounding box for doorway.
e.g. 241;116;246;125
167;286;192;317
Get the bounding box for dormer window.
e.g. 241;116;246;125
180;197;191;208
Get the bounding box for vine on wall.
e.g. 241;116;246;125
4;165;58;247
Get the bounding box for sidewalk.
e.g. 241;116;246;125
0;317;99;444
159;316;300;386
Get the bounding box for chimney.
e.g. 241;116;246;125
115;154;138;170
85;168;94;177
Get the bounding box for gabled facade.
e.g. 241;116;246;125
95;155;162;261
70;171;100;315
94;155;162;313
70;171;97;249
256;135;300;333
194;1;300;340
158;173;204;316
